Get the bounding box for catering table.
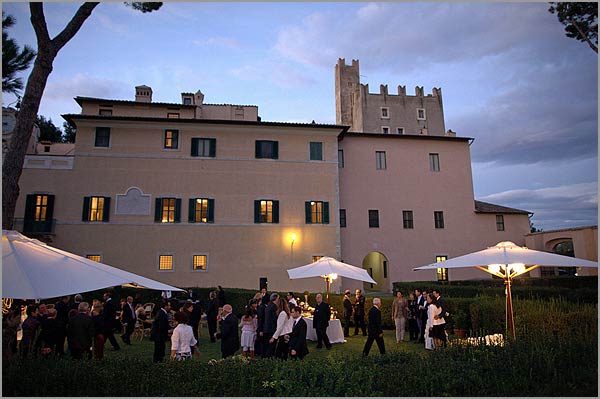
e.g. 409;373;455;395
304;317;345;344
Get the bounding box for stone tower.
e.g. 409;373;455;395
334;58;447;136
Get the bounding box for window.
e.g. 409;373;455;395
94;127;110;147
254;200;279;223
436;255;448;281
417;108;426;120
164;129;179;149
429;153;440;172
553;240;576;276
383;261;388;278
369;210;379;228
403;210;414;229
338;150;344;168
183;97;192;105
255;140;278;159
434;211;445;229
158;255;174;271
382;127;390;134
167;113;180;119
192;255;207;271
82;196;111;222
305;201;329;224
191;138;216;157
381;107;389;118
397;127;405;134
188;198;214;223
496;215;505;231
312;255;323;263
234;107;244;119
310;142;323;161
99;109;112;116
23;194;55;233
44;146;50;153
376;151;386;170
86;255;102;262
340;209;347;228
154;198;181;223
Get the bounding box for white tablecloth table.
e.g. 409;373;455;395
304;317;345;344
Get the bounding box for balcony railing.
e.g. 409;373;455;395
13;218;56;235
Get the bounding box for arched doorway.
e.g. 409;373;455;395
362;252;390;292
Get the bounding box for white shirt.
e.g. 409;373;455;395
288;298;298;307
171;324;197;353
272;311;294;339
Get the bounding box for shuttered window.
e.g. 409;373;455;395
82;196;111;222
154;198;181;223
305;201;329;224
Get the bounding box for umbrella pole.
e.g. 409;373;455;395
326;277;331;303
504;276;516;341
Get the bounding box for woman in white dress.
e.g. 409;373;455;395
269;297;294;360
170;311;199;361
240;306;257;359
425;293;444;350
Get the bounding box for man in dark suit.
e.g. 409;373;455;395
288;305;308;360
262;293;278;358
150;300;171;362
255;292;269;357
102;292;121;351
342;290;353;338
67;302;94;359
206;291;219;343
415;288;426;343
54;296;71;357
362;298;385;356
120;296;136;345
354;289;367;336
215;304;239;358
313;293;332;350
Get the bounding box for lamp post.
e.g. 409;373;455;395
290;233;297;264
322;273;337;302
474;262;537;341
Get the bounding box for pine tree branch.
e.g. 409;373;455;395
29;3;51;48
51;2;99;52
569;18;598;53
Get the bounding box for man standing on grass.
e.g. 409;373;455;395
288;305;308;360
313;294;332;350
215;304;239;358
362;298;385;356
354;289;367;336
150;300;171;362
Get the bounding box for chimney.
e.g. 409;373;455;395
135;85;153;102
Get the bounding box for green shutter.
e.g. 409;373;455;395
272;141;279;159
82;197;91;222
175;199;181;223
254;200;261;223
191;138;199;157
255;141;261;159
154;198;162;222
305;202;312;224
208;199;215;223
188;199;195;223
272;200;279;224
102;197;110;222
45;195;55;221
209;139;216;157
323;202;329;224
24;195;36;220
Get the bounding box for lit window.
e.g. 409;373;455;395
94;127;110;148
306;201;329;224
310;142;323;161
86;255;101;262
162;198;175;222
376;151;386;170
24;194;55;233
35;195;49;221
417;108;426;120
496;215;505;231
158;255;173;271
403;210;413;229
254;200;279;223
85;196;108;222
155;198;181;223
434;211;445;229
369;209;379;228
190;198;213;223
167;113;180;119
192;255;207;271
436;255;448;281
429;153;440;172
164;130;179;149
191;138;216;157
312;256;323;263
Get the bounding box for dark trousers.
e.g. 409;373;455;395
262;333;275;358
315;326;331;349
363;333;385;355
408;318;419;341
354;314;366;336
56;332;66;357
153;340;166;362
343;313;351;337
419;316;427;342
254;332;264;356
208;320;217;343
70;343;92;360
93;334;105;359
105;328;120;350
274;337;289;360
121;322;134;344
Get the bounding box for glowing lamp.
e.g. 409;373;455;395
291;233;297;242
510;263;526;275
488;264;501;275
329;273;338;280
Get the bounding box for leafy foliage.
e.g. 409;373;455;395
36;115;63;143
62;122;76;143
549;2;598;53
2;13;36;96
125;2;163;13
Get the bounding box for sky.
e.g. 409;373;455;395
2;1;598;232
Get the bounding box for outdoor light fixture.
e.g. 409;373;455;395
291;233;297;242
320;273;339;302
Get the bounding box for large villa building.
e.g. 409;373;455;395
12;59;594;293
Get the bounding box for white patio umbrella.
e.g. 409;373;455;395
287;256;376;301
414;241;598;341
2;230;184;300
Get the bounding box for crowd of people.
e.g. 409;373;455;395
2;285;450;363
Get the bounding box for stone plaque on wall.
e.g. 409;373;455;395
116;187;151;215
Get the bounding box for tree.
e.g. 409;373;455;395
36;116;63;142
2;2;162;230
549;2;598;53
2;13;36;96
62;122;76;143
